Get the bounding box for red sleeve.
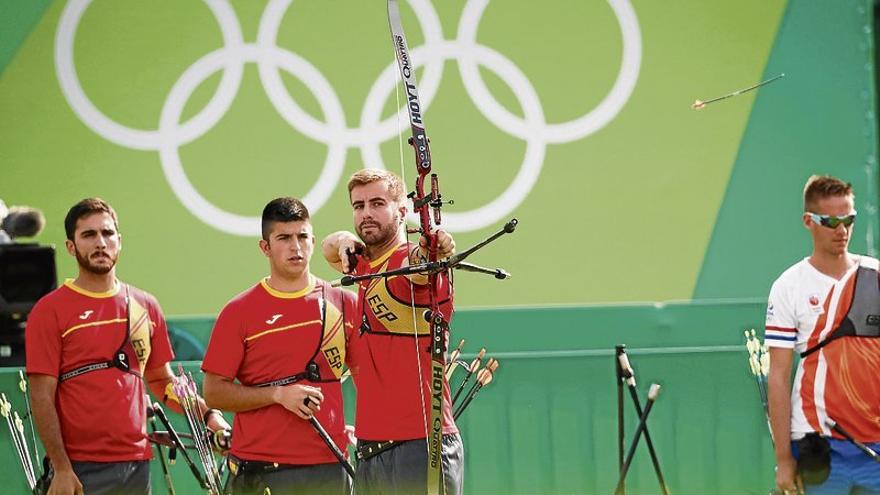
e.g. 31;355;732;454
25;297;62;377
201;301;245;379
344;289;358;337
343;288;360;367
354;255;371;276
145;295;174;370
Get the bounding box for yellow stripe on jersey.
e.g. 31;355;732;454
244;319;323;342
321;301;347;378
365;277;431;335
61;318;127;338
369;243;404;269
63;279;121;298
260;277;315;299
128;296;152;370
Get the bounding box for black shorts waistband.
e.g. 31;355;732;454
227;455;302;475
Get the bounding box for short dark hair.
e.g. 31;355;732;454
261;197;310;240
803;175;854;212
64;198;118;240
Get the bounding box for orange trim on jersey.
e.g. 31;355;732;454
244;319;322;342
61;318;127;338
800;273;858;432
365;256;391;296
800;287;833;432
367;274;384;294
259;277;314;299
369;243;404;269
321;316;343;347
823;339;880;440
131;310;149;333
63;279;120;298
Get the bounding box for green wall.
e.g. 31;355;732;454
2;0;878;493
695;0;880;298
0;301;774;494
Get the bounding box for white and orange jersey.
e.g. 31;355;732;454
765;255;880;442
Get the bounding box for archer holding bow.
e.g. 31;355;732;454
323;169;462;495
202;198;358;494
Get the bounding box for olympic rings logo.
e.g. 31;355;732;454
55;0;641;235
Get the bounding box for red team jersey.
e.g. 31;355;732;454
25;280;174;462
202;277;357;465
349;243;458;441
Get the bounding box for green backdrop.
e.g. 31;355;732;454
2;0;879;493
0;301;772;495
5;0;871;313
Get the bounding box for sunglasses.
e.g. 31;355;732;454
807;211;857;228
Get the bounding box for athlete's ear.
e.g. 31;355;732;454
802;212;813;230
398;202;408;225
259;239;270;257
65;239;76;257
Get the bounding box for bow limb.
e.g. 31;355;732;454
387;1;446;493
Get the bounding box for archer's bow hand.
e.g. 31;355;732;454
205;409;230;432
204;410;232;452
417;229;456;261
46;466;84;495
205;428;231;453
274;384;324;420
774;453;803;495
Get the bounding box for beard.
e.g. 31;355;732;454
357;217;401;247
74;247;117;275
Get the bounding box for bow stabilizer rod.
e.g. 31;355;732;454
332;219;518;287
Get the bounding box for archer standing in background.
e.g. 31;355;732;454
766;176;880;495
26;197;228;495
202;197;357;495
323;169;461;495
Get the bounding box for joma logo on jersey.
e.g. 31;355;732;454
79;310;94;320
367;295;398;322
265;314;283;325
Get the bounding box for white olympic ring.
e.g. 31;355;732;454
55;0;641;235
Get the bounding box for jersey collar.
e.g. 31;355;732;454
63;278;121;298
369;242;405;269
260;276;315;299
